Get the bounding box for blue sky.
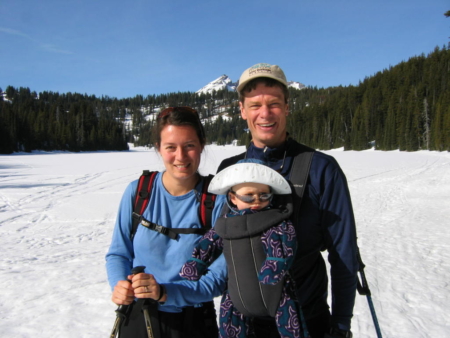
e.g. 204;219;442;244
1;0;448;99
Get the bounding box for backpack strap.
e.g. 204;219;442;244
131;171;216;241
131;170;158;241
199;174;216;229
133;215;208;240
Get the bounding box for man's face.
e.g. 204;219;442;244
239;83;289;148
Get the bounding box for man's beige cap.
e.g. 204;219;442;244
237;63;288;93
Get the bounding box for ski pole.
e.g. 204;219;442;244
365;291;383;338
129;268;156;338
109;265;146;338
141;300;155;338
356;248;383;338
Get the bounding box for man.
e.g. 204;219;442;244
217;63;358;338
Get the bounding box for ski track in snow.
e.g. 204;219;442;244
331;150;450;337
0;146;449;337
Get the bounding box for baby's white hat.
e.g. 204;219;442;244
208;159;291;195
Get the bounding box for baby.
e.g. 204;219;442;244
180;159;309;338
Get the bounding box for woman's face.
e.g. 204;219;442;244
158;124;203;185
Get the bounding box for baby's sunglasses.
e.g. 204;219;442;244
229;189;273;204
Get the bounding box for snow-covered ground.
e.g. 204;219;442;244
0;145;449;337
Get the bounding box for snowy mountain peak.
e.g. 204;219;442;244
196;75;237;95
288;81;306;90
197;75;305;95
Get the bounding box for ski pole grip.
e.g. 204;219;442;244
115;266;147;312
131;266;146;275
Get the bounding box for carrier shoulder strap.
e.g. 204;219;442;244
288;144;314;207
289;146;375;312
130;171;216;241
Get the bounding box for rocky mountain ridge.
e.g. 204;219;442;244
196;74;305;95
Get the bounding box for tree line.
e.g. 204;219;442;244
0;45;449;154
288;46;449;151
0;88;129;153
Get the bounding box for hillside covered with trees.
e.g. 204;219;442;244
1;46;449;154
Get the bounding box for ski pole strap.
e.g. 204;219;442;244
356;246;371;296
132;213;208;240
356;248;383;337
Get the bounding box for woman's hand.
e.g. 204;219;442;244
129;273;167;302
111;280;135;305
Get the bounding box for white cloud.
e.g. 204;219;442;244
0;27;33;40
0;26;73;55
40;43;73;55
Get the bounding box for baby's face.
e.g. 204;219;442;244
229;182;271;210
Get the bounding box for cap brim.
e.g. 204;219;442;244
208;163;291;195
237;74;287;93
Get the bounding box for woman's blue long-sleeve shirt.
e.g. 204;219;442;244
105;172;227;313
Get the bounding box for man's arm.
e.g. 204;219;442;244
321;160;359;331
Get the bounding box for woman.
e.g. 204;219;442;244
106;107;227;338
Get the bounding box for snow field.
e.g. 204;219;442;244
0;145;449;337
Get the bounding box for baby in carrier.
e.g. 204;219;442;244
180;160;309;338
